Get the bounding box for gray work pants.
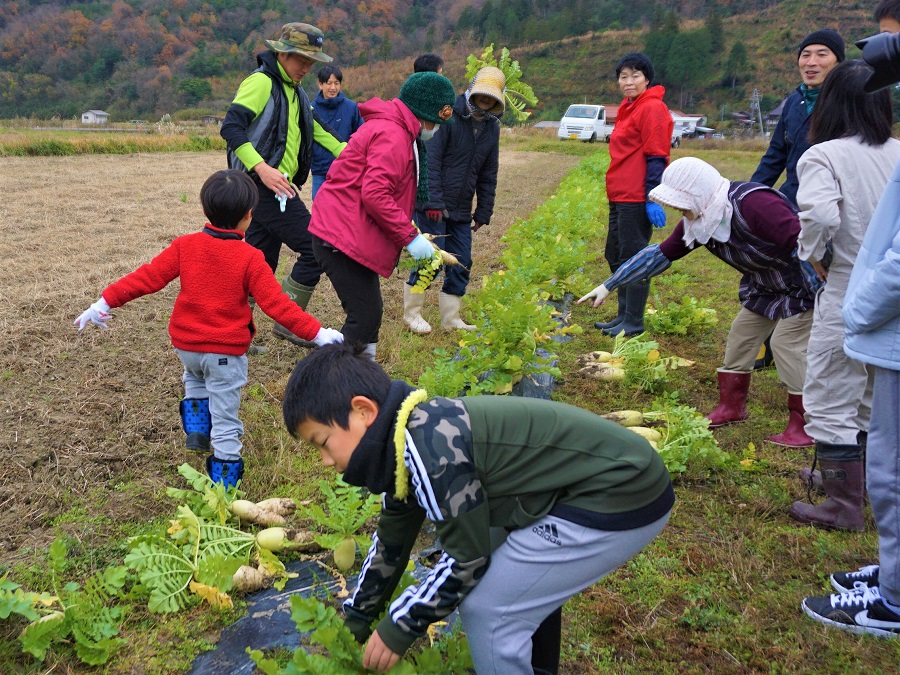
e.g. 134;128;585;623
869;366;900;606
175;349;248;461
803;286;872;445
458;512;670;674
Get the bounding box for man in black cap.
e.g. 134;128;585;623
751;28;845;206
221;22;346;350
749;28;844;370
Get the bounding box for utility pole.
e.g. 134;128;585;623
750;88;765;137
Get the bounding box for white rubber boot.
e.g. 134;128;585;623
439;292;475;331
403;285;432;334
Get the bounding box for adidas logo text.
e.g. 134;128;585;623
532;523;562;546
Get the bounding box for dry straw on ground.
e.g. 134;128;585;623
0;150;579;567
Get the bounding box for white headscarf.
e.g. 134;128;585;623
649;157;734;247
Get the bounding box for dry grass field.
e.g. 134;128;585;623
0;149;579;570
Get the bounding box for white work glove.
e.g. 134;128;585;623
576;284;610;308
312;327;344;347
405;233;435;261
74;298;112;331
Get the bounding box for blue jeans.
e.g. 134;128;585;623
311;173;325;200
407;209;473;296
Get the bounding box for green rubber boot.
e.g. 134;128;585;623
273;277;317;348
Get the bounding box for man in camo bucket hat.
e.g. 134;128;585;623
265;22;333;62
221;22;346;352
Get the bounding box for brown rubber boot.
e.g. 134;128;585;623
706;370;751;428
766;393;814;447
789;452;865;532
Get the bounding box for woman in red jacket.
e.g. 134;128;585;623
309;71;456;359
597;52;673;336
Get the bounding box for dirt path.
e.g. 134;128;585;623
0;149;580;567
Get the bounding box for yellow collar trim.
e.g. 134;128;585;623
393;389;429;500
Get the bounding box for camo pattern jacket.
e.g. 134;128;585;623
342;394;673;657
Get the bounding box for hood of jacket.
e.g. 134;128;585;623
359;97;421;140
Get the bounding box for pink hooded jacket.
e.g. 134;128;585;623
309;98;421;278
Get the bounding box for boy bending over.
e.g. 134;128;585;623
282;342;674;674
75;170;342;487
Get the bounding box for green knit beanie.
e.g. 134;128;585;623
399;72;456;124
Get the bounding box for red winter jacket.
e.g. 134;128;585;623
101;225;321;356
309;98;421;278
606;86;673;203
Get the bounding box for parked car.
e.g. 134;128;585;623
557;104;614;143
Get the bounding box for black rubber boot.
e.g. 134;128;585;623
594;286;627;331
531;607;562;675
603;280;649;336
754;333;775;370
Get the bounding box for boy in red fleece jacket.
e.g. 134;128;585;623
74;169;343;487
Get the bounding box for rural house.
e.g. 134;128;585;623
81;110;110;125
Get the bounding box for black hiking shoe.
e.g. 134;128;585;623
831;565;879;593
802;585;900;638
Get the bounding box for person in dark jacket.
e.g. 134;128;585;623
221;23;345;350
749;28;844;371
403;66;504;334
282;342;673;674
310;65;364;200
750;29;845;206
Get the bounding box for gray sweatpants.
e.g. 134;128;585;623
458;512;670;674
869;366;900;606
175;349;248;461
803;285;873;445
722;306;813;393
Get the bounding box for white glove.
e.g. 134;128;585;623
74;298;112;331
576;284;610;308
312;327;344;347
405;233;435;261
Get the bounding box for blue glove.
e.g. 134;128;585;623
646;202;667;228
793;249;825;293
405;233;434;261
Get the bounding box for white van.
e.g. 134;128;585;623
557;104;614;143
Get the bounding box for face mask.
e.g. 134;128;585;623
419;127;436;141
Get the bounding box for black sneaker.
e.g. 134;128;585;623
831;564;879;593
802;585;900;638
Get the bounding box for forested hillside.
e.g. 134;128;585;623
0;0;880;121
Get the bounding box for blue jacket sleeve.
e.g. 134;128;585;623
751;104;789;186
603;244;673;291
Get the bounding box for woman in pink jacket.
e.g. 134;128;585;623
309;71;456;358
